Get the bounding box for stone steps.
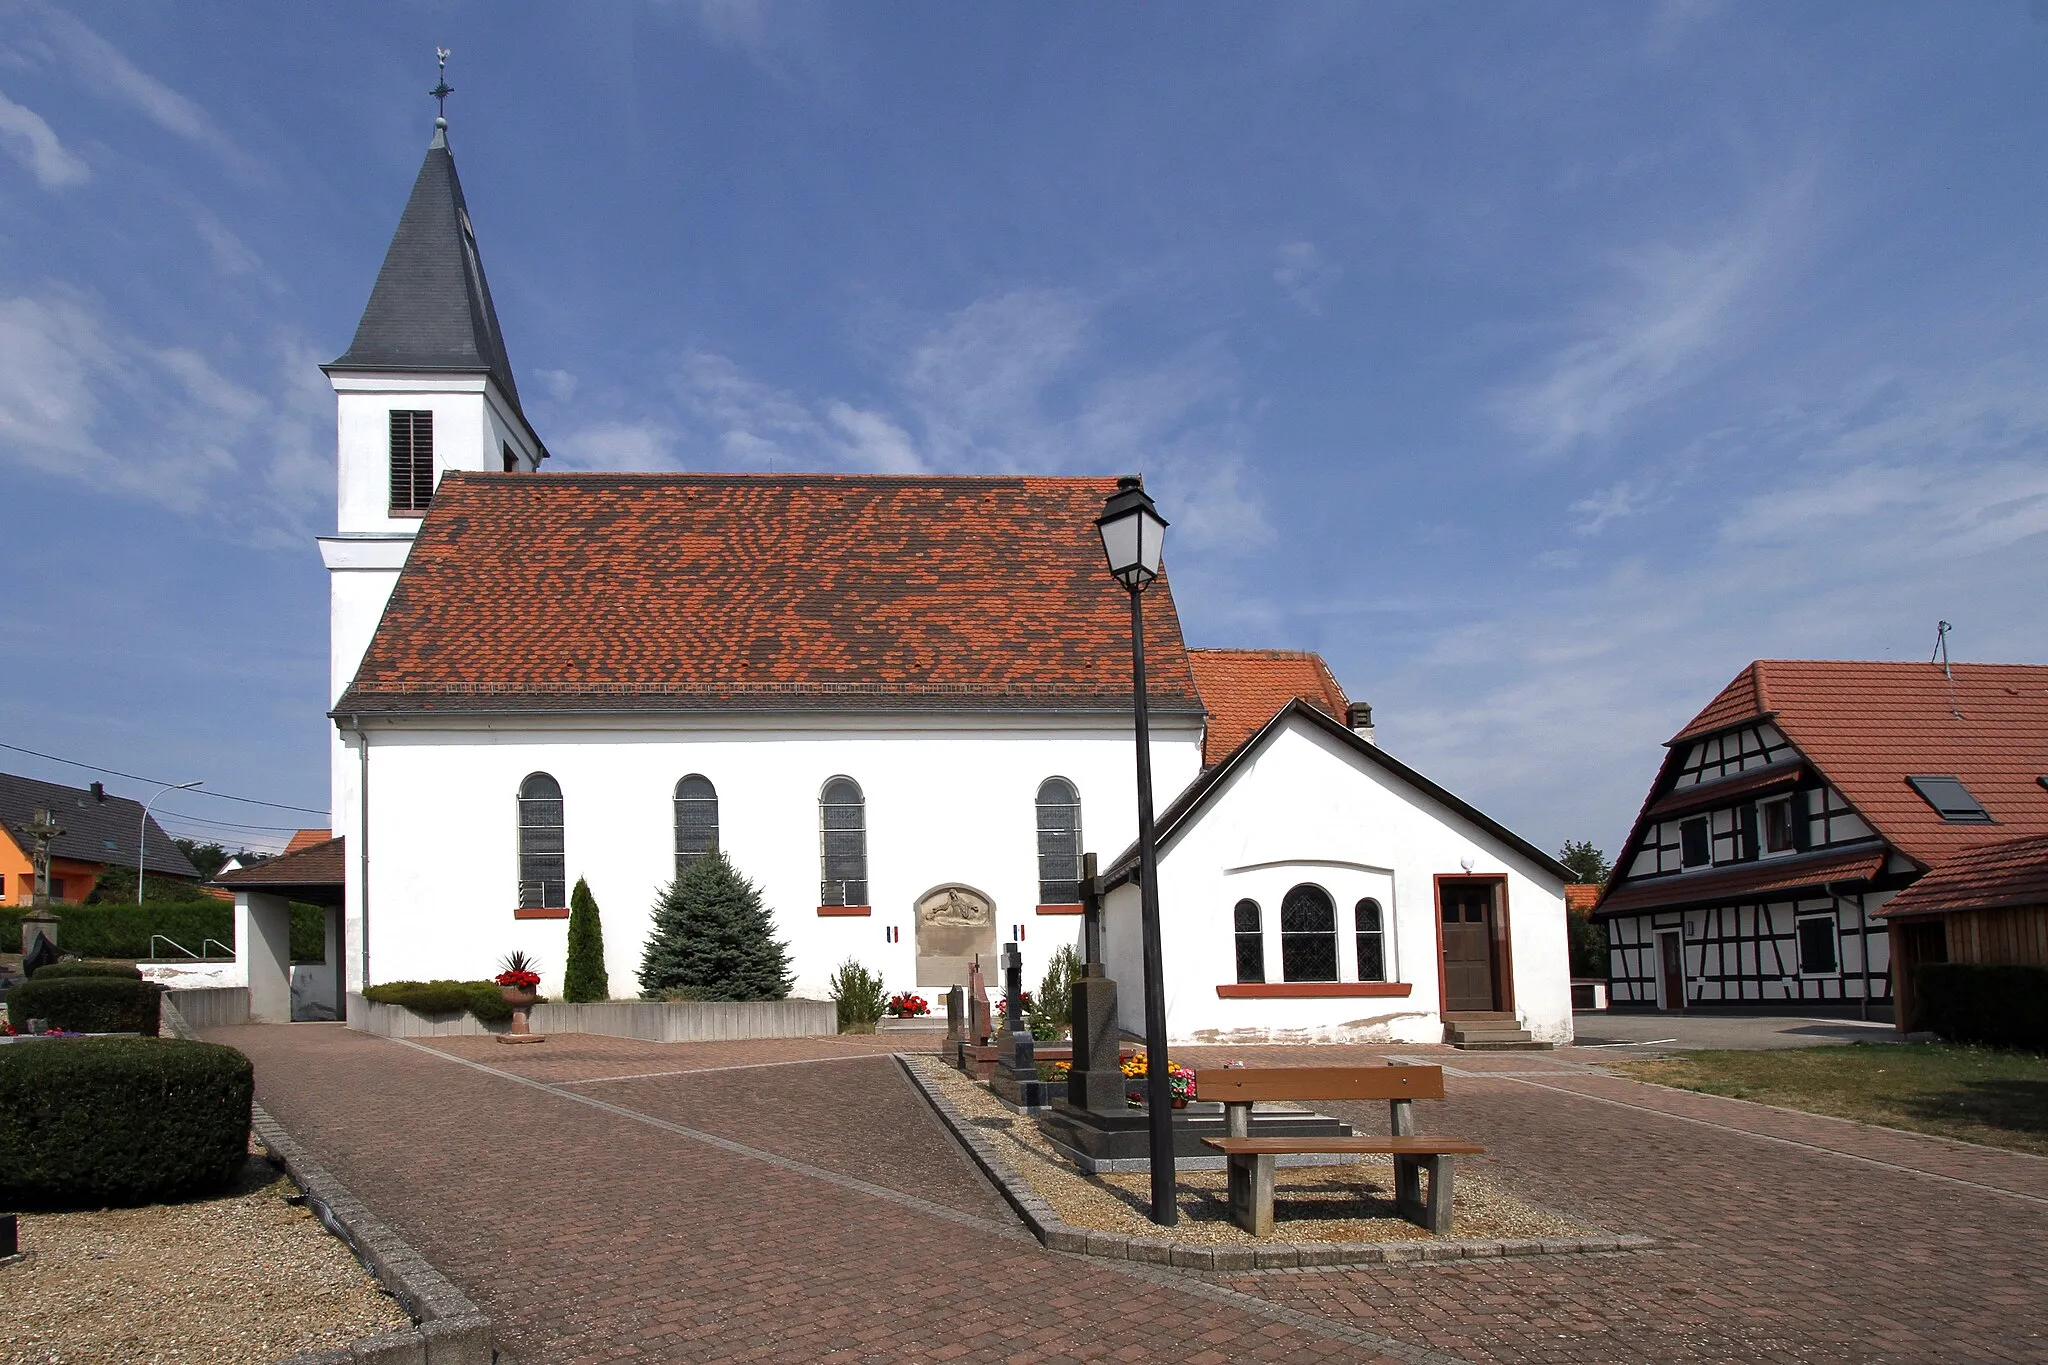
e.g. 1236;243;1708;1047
1443;1017;1553;1051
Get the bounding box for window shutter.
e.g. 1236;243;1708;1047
1788;789;1811;851
1737;804;1760;862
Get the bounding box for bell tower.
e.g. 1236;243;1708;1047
317;72;548;841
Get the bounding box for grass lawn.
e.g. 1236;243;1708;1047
1614;1042;2048;1157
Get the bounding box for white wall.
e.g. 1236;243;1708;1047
330;371;540;535
344;711;1203;1002
1102;716;1573;1045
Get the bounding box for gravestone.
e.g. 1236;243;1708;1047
914;885;996;989
943;986;965;1068
1063;962;1126;1117
967;958;992;1044
21;931;59;980
990;941;1039;1106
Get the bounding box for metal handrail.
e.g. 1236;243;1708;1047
148;935;235;961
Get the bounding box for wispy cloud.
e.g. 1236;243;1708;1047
0;287;327;544
0;86;86;187
20;1;248;170
555;287;1272;552
1373;351;2048;854
1494;168;1811;461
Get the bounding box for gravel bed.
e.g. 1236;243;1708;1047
0;1154;410;1363
916;1056;1598;1246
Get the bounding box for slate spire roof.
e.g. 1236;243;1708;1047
325;122;534;435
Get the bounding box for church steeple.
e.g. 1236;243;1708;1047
325;120;536;440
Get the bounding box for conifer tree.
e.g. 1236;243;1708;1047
639;849;793;1001
563;877;610;1002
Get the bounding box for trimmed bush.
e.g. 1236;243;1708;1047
362;980;512;1024
32;960;143;980
0;1037;253;1208
1916;963;2048;1052
8;976;164;1035
0;902;328;963
563;878;610;1003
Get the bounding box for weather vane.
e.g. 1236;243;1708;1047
431;47;453;124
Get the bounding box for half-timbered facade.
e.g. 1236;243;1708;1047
1596;660;2048;1012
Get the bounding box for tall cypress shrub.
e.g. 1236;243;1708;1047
639;850;792;1001
562;877;610;1003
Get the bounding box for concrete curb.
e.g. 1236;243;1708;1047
897;1052;1653;1271
160;996;503;1364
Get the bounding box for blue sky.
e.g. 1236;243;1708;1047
2;1;2046;859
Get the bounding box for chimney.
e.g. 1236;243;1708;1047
90;782;105;803
1347;701;1376;746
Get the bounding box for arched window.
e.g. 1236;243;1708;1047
819;777;868;907
674;775;718;876
1035;778;1083;905
517;773;565;910
1233;899;1265;983
1355;898;1386;982
1280;883;1338;982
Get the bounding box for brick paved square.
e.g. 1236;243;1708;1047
212;1026;2048;1363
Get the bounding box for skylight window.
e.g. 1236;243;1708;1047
1906;775;1993;823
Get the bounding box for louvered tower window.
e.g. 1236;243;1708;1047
389;410;435;512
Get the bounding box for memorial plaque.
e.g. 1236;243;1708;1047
914;884;996;988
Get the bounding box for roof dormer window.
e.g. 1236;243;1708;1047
1906;775;1992;823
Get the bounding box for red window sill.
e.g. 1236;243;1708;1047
387;508;428;519
513;907;569;920
817;905;873;917
1035;903;1085;915
1215;982;1413;999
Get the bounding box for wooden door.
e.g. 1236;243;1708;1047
1439;883;1498;1012
1659;933;1685;1011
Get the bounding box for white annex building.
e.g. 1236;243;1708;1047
225;117;1574;1046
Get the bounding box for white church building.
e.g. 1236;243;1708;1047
224;115;1574;1047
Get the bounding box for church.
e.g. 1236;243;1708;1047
224;111;1574;1047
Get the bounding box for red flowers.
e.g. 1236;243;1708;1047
495;950;541;989
886;992;930;1018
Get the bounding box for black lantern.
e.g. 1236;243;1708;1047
1096;476;1168;591
1097;473;1178;1225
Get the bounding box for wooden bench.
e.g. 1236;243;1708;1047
1195;1065;1484;1235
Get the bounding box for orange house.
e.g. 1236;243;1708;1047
0;773;200;906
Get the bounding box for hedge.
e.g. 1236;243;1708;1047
363;980;513;1024
0;901;329;963
32;961;143;980
0;1037;253;1208
7;976;165;1036
1915;963;2048;1052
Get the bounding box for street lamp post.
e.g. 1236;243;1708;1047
139;781;203;904
1095;474;1176;1226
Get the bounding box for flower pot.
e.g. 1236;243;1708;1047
498;985;543;1042
500;986;537;1008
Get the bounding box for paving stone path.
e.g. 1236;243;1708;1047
213;1025;2048;1364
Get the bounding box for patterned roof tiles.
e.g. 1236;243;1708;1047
339;473;1202;714
1187;649;1350;766
1874;833;2048;918
1668;660;2048;866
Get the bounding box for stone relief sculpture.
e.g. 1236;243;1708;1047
915;884;997;988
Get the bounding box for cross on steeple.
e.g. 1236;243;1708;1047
431;47;453;127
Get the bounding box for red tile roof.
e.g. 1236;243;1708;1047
1875;833;2048;918
214;837;345;889
1595;849;1886;918
284;828;332;854
1187;649;1350;766
1564;884;1603;913
339;474;1202;715
1664;661;2048;867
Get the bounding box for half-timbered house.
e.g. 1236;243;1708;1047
1594;660;2048;1012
